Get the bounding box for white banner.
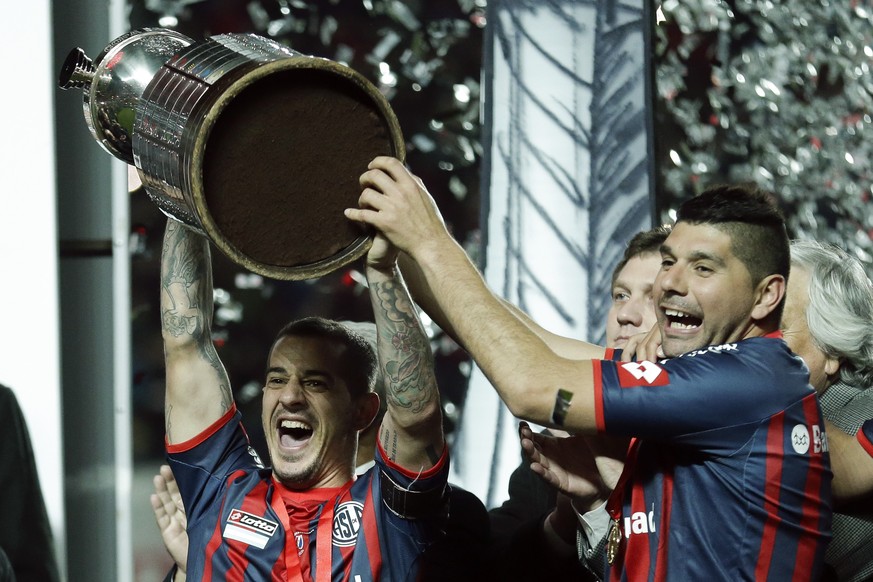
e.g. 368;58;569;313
454;0;655;507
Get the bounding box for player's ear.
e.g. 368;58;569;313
823;356;840;382
355;392;380;432
750;274;785;323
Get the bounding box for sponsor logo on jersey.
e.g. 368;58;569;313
623;505;657;538
223;509;279;549
247;446;265;468
677;342;739;358
791;423;829;455
333;501;363;547
617;361;669;387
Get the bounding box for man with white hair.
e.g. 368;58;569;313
781;239;873;581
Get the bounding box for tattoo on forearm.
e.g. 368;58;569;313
161;221;212;340
381;426;390;453
165;403;174;440
161;222;232;413
380;426;399;461
551;388;574;426
371;280;437;413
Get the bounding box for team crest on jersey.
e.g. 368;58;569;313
332;501;363;547
223;509;279;549
617;361;668;387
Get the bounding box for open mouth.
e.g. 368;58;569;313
664;308;702;330
278;419;313;449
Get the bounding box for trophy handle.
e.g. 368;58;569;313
58;48;95;90
57;29;193;164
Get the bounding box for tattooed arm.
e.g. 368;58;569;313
366;233;444;471
161;220;233;445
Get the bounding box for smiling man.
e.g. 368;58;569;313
605;228;667;349
346;157;832;580
159;218;446;581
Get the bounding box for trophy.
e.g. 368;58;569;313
59;28;405;280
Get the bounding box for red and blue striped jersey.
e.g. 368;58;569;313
592;333;832;581
860;418;873;458
166;406;449;581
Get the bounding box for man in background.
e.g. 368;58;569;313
0;383;60;581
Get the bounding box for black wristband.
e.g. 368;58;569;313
379;468;447;519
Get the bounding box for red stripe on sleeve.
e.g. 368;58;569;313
754;412;785;580
166;405;238;453
858;420;873;458
792;397;828;581
378;439;448;479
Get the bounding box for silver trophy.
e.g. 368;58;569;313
59;28;405;280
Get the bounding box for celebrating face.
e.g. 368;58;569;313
654;222;759;358
261;335;369;489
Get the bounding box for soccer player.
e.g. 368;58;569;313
345;156;832;579
159;217;447;580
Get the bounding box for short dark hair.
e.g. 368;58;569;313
611;226;672;288
269;317;378;399
677;184;790;321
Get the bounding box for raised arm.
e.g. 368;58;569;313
366;235;444;471
348;157;605;433
161;219;233;444
399;252;596;360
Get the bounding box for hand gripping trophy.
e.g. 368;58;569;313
59;28;405;280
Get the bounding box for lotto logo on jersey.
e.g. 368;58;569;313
617;361;669;387
223;509;279;549
333;501;363;547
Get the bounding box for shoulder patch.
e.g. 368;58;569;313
617;361;669;387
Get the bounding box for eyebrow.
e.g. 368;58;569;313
613;279;653;292
660;244;726;267
265;366;333;379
